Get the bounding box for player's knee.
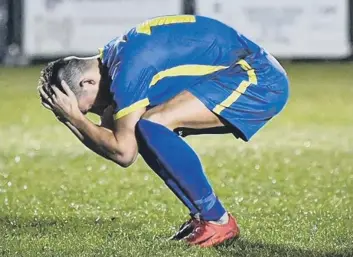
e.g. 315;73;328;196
141;109;177;130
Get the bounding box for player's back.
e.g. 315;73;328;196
125;15;261;69
101;15;266;119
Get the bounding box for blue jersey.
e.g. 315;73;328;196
100;15;262;120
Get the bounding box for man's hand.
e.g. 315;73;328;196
38;84;66;122
38;82;106;157
38;80;143;167
50;81;83;122
38;85;54;110
40;81;83;122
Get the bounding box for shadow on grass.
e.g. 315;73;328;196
215;237;352;257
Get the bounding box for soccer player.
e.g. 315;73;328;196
38;15;289;247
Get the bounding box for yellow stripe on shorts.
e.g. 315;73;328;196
213;60;257;115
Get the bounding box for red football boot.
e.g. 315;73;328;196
185;213;240;247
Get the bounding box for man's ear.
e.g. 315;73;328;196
80;79;96;88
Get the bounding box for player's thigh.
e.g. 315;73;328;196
142;91;225;130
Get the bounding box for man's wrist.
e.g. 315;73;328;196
69;112;86;127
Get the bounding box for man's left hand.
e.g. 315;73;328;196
38;81;83;122
50;81;83;122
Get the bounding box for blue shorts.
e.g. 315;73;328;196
187;49;289;141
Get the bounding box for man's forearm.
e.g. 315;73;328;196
62;120;111;160
68;114;125;163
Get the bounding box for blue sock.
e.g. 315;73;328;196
137;119;226;221
137;137;199;215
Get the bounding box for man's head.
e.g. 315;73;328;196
39;56;111;115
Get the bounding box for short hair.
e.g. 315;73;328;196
38;57;92;98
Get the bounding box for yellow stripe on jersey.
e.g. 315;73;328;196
114;98;150;120
149;65;228;87
136;15;196;35
213;60;257;115
98;48;104;59
114;64;227;119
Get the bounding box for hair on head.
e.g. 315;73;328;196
38;57;92;98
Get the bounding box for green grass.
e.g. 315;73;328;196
0;63;353;257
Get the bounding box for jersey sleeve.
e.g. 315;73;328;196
110;54;156;120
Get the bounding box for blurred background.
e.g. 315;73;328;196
0;1;352;256
0;0;352;63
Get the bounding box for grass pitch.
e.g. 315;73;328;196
0;63;352;257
